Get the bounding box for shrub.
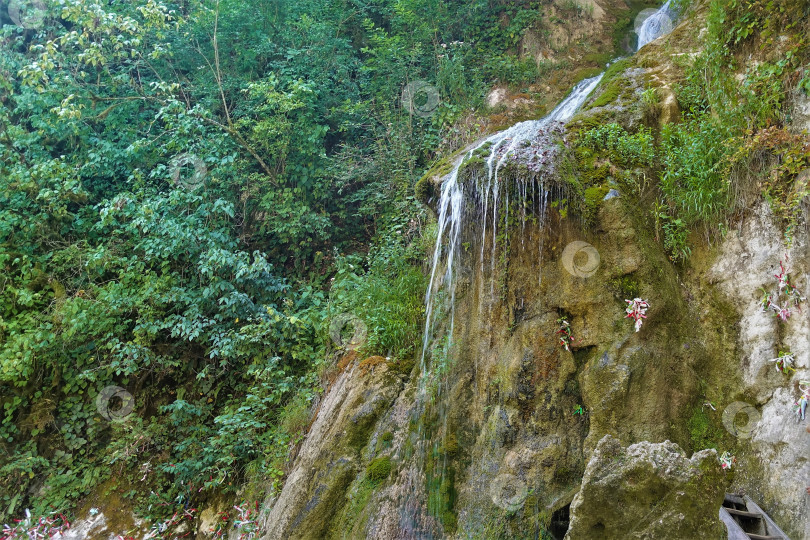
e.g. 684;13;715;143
579;123;656;169
659;118;732;226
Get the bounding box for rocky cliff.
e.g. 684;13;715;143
256;1;810;538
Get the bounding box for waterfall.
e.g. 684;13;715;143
409;2;676;533
419;0;677;372
636;0;676;49
419;73;604;374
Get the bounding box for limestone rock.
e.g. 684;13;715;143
258;359;404;540
791;88;810;134
565;435;727;539
707;201;810;538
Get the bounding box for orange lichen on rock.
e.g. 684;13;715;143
336;350;359;371
358;355;386;375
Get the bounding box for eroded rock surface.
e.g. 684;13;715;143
706;202;810;539
259;360;405;540
566;435;727;539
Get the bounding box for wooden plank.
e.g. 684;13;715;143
747;534;783;540
724;493;746;506
719;508;752;540
724;507;763;519
743;497;791;540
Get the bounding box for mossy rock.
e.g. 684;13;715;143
599;58;633;86
582;52;613;67
608;273;640;300
567;436;728;539
472;141;494;159
291;458;357;539
379;431;394;448
366;456;392;483
583;185;610;223
573;66;607;83
567;109;613;133
387;355;415;377
346;395;390;450
686;405;735;453
416;157;455;204
415;173;436;204
459;156;486;177
439;433;459;457
581;163;610;185
588;80;623;109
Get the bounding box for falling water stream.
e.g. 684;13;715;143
419;73;604;376
407;3;678;536
420;0;678;377
637;0;676;49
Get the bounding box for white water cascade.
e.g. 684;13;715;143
419;73;604;373
636;0;676;49
420;0;678;374
407;3;678;534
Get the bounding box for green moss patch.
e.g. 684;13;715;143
608;274;641;300
366;456;392;484
687;406;730;453
415;174;436;204
588;80;623;109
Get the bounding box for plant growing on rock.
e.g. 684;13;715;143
775;259;806;307
366;456;393;484
760;255;806;322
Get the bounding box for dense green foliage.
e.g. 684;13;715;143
657;0;810;254
572;122;656;223
573;0;809;261
0;0;558;527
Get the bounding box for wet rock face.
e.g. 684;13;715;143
258;361;405;540
706;202;810;539
565;435;728;540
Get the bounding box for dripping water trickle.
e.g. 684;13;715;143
407;2;677;533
